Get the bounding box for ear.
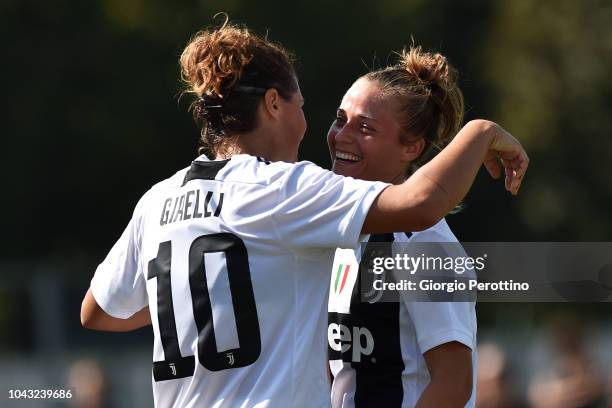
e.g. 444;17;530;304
262;88;281;120
401;138;426;163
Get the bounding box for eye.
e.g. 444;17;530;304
360;123;375;133
334;115;346;126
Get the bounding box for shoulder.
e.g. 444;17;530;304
422;218;459;242
396;218;459;243
131;166;191;219
275;159;334;184
210;155;331;188
280;160;390;199
222;156;386;194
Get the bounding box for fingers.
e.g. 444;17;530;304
485;122;529;195
502;150;529;195
503;161;512;192
510;170;520;195
492;149;528;195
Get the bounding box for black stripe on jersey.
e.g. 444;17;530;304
182;159;230;186
353;233;405;407
256;156;271;164
148;241;196;381
404;232;413;240
370;233;395;243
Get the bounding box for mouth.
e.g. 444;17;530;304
334;150;362;164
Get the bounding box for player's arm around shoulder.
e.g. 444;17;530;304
363;119;528;235
81;289;151;332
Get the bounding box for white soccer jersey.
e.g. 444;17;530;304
328;219;477;408
91;154;389;408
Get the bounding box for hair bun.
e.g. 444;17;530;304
398;46;455;93
364;44;464;171
180;22;254;100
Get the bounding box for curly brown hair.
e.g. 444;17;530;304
180;16;297;157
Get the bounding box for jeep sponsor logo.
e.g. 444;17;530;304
328;322;374;362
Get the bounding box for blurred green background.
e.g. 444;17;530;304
1;0;611;407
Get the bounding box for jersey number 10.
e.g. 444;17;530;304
147;233;261;381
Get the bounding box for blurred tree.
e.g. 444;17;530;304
483;0;612;239
2;0;611;261
1;0;611;361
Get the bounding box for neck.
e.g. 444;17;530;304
216;128;296;162
390;172;407;185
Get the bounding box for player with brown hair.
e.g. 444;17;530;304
327;46;479;407
81;17;527;407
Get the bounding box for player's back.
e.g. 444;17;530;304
133;155;325;407
100;154;386;407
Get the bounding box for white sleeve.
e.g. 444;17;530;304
271;161;389;250
90;200;148;319
403;225;476;353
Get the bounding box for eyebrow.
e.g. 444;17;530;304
358;114;379;123
336;108;379;123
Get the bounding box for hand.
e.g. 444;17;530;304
480;121;529;195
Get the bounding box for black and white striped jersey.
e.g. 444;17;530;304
328;219;477;408
91;154;389;408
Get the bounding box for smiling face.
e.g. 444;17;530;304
327;78;421;183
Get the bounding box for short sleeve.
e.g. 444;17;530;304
402;222;476;353
271;161;389;250
90;200;149;319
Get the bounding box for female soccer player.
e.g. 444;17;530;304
327;47;478;407
80;19;527;408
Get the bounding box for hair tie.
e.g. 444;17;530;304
197;97;223;109
233;85;268;94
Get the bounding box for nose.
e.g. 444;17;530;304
334;122;354;144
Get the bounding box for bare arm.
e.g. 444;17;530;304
416;342;473;408
80;288;151;332
363;120;528;233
